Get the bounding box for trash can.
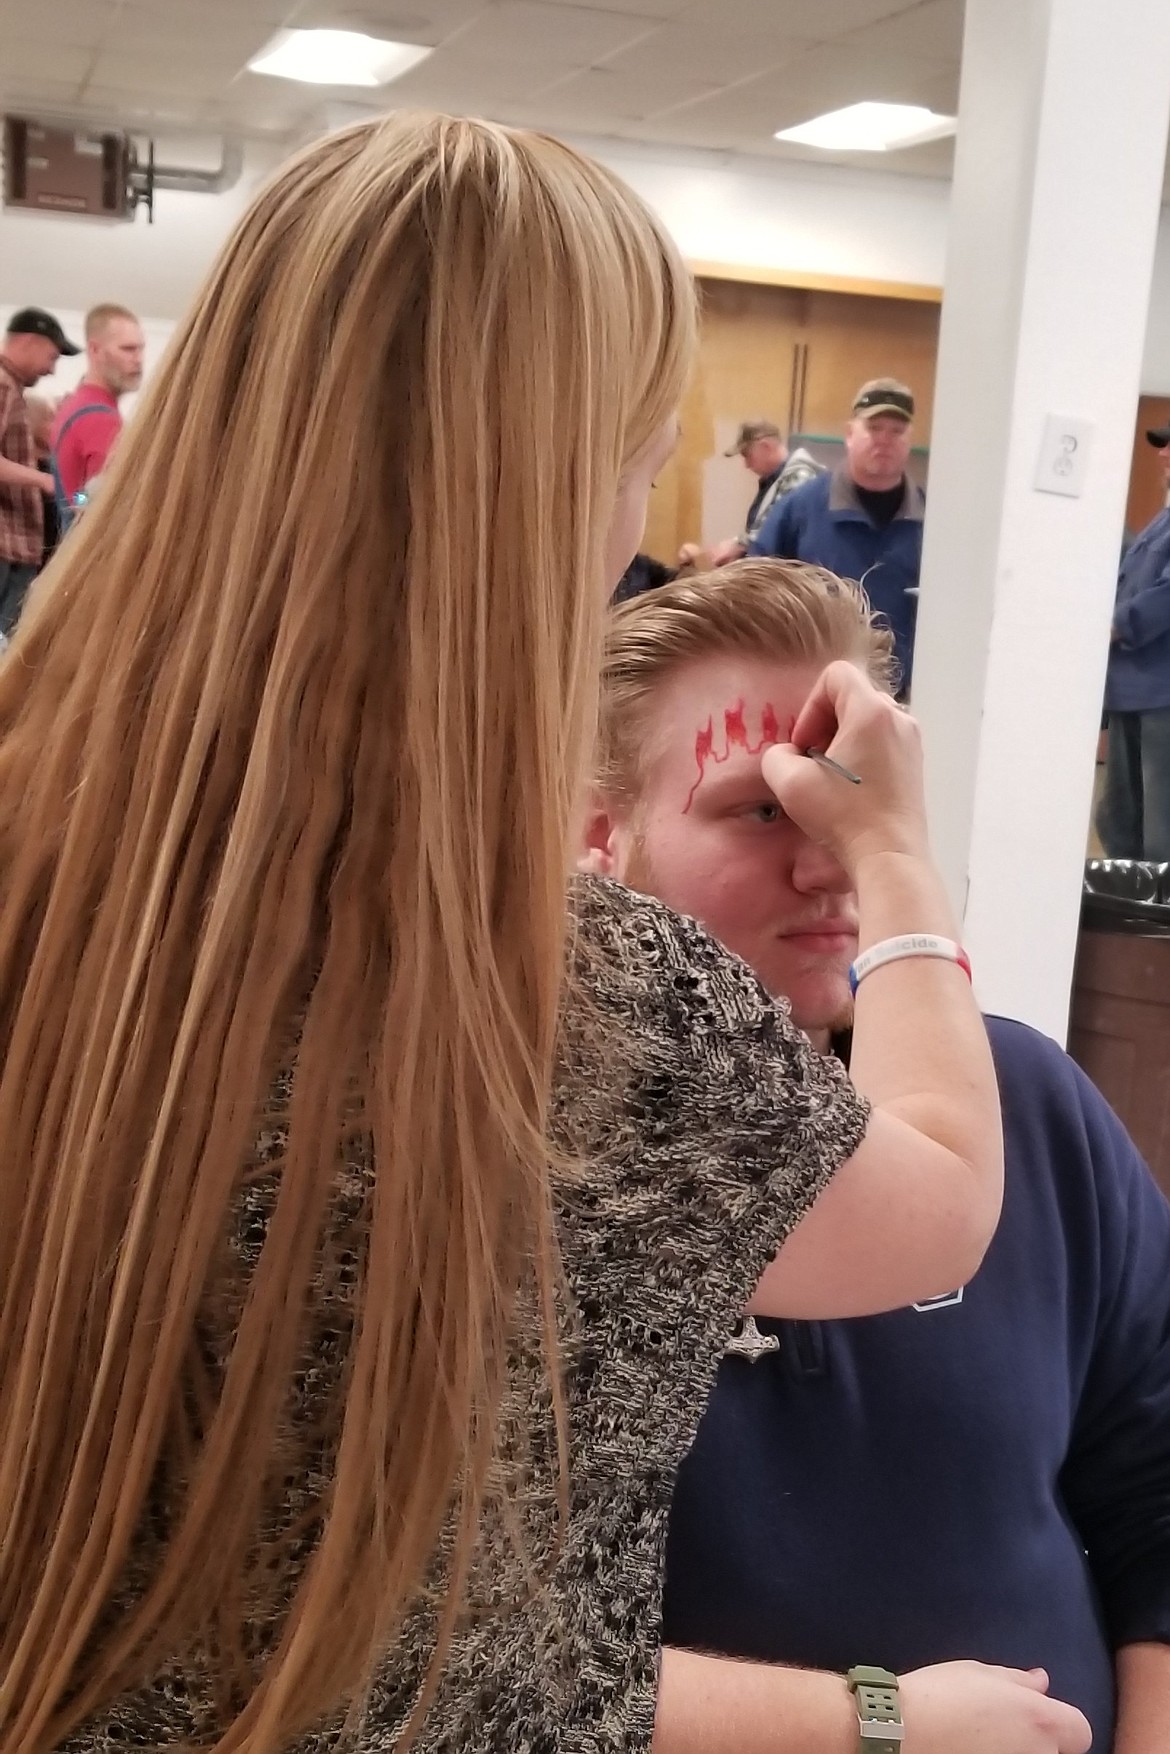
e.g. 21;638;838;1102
1068;860;1170;1201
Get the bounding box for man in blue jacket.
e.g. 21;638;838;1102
587;561;1169;1753
1098;426;1170;860
749;378;924;692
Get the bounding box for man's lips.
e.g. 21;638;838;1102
782;919;856;936
780;920;858;947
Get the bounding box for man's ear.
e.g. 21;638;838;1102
577;792;624;878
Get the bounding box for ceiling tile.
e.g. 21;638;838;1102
120;0;299;21
535;63;714;126
668;0;820;46
605;19;808;88
367;47;555;106
2;0;120;50
98;31;273;70
442;1;658;66
741;0;933;41
93;54;253;95
71;82;210;121
85;55;246;100
532;0;689;13
0;0;1044;189
907;64;962;112
0;42;97;82
752;38;954;134
0;78;89;108
843;0;965;61
306;0;487;43
221;69;332;128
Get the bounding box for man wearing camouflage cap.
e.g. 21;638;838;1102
679;420;821;571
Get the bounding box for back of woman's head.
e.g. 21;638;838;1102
0;114;694;1752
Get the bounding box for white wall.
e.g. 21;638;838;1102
1139;222;1170;393
0;139;281;406
585;135;1170;395
574;135;952;288
4;129;1170;392
0;134;946;327
0;139;280;322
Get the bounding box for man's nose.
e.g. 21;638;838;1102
790;836;853;894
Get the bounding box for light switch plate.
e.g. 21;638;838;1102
1034;414;1093;498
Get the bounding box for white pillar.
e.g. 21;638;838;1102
913;0;1170;1042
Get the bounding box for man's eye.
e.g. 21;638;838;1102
746;802;782;824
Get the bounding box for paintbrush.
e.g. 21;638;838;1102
807;748;862;786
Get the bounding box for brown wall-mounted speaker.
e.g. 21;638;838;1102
3;116;132;220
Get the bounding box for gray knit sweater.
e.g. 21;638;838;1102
62;878;868;1752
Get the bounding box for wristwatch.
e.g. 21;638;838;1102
847;1666;904;1751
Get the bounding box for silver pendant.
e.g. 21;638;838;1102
724;1316;780;1364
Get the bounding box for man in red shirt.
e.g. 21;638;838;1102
50;304;145;510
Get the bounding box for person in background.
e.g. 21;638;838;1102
750;379;924;692
613;550;677;602
0;307;78;635
585;560;1170;1754
23;394;62;567
679;418;821;571
1148;421;1170;508
1098;424;1170;861
49;303;145;516
0;117;1003;1754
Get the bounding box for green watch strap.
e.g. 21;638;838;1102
847;1666;904;1753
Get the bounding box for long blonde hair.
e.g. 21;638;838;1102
0;114;694;1751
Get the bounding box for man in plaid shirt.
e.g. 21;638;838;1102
0;308;80;636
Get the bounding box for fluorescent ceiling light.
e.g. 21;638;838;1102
775;102;956;152
248;29;432;88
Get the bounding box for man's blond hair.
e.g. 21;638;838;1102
85;302;138;341
599;558;895;806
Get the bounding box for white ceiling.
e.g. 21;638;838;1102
0;0;964;175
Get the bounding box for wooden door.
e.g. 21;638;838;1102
796;290;940;443
641;279;803;565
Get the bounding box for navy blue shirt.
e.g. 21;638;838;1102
1105;505;1170;713
662;1018;1170;1752
749;467;925;690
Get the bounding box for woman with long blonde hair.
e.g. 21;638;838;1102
0;115;1001;1753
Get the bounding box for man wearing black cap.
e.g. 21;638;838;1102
1098;425;1170;860
0;307;80;635
748;379;924;692
679;420;821;570
1144;420;1170;505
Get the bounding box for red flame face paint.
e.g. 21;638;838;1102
682;700;793;813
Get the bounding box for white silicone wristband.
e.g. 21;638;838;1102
849;934;972;996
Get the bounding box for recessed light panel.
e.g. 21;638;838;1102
248;29;432;88
776;103;956;152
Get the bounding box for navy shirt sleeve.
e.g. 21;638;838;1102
1055;1052;1170;1649
1114;552;1170;649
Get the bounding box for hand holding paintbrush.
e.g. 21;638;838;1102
761;662;927;874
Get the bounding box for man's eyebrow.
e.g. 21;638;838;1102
680;700;792;813
695;759;773;795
